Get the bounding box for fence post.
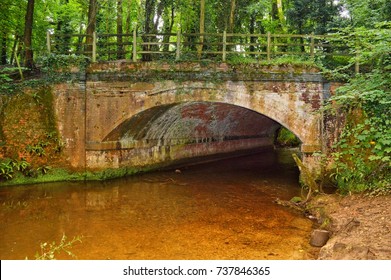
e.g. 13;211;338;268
267;32;271;61
46;31;51;54
176;30;181;61
133;29;137;62
310;33;315;60
222;30;227;62
92;32;97;62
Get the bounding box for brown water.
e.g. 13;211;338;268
0;148;318;260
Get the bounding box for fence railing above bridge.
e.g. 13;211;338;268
46;30;358;71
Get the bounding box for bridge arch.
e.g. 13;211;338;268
93;83;321;151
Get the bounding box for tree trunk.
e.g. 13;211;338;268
125;0;131;35
198;0;205;59
271;1;278;21
299;24;305;52
77;13;85;52
57;0;71;54
228;0;236;33
249;13;256;55
86;0;98;54
143;0;156;61
1;31;7;65
23;0;35;69
153;0;165;33
276;0;287;32
117;0;124;59
163;5;175;53
10;35;20;65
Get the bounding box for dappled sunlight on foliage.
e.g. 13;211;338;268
326;25;391;193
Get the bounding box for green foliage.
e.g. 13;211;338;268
26;131;64;158
226;54;258;64
0;67;27;94
286;0;341;34
38;54;90;74
33;234;83;260
322;23;391;78
0;159;14;180
276;127;301;147
343;0;391;27
26;144;46;157
266;55;317;67
0;159;31;180
0;129;64;181
11;159;31;173
327;26;391;193
366;181;391;197
1;0;389;69
37;165;51;175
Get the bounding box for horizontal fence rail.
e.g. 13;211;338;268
47;30;357;70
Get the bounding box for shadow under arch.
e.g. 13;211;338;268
103;100;305;147
102;101;300;147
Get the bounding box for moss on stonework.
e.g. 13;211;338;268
0;95;8;150
0;86;67;183
0;166;156;186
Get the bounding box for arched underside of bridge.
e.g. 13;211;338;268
90;101;283;168
104;102;282;143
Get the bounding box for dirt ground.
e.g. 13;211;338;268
308;193;391;260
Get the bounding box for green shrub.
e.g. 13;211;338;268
325;25;391;194
0;159;14;180
276;127;301;147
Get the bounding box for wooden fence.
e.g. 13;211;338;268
47;30;356;69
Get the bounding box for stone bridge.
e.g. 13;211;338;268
53;62;339;176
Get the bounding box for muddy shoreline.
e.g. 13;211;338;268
309;194;391;260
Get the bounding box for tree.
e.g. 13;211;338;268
117;0;124;59
198;0;205;58
275;0;287;33
342;0;391;27
1;31;7;65
56;0;74;54
86;0;98;54
141;0;157;61
162;1;176;52
228;0;236;33
287;0;340;35
23;0;35;69
327;24;391;193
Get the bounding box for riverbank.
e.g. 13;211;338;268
0;147;276;186
0;166;153;187
309;193;391;260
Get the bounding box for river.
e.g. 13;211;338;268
0;148;318;260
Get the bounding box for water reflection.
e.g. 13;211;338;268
0;149;317;260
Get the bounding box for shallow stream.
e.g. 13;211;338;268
0;148;317;260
